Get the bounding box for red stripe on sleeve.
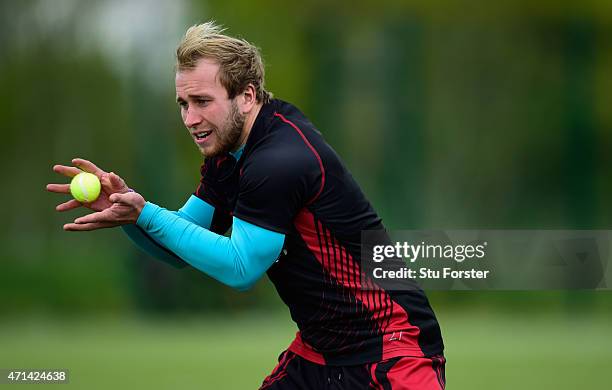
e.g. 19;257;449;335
274;113;325;205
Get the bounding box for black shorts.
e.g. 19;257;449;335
259;350;446;390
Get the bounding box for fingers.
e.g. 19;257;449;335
72;158;104;176
73;210;112;225
108;192;142;206
65;208;123;230
109;172;125;188
56;199;81;212
63;221;119;231
47;165;81;195
46;183;70;194
53;164;82;178
104;172;129;193
109;192;138;204
108;192;125;203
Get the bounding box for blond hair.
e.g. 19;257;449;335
176;21;271;103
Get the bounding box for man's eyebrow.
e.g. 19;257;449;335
176;94;213;102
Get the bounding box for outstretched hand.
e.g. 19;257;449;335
46;158;146;231
63;191;146;231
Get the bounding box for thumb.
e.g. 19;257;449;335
109;193;125;203
109;172;124;188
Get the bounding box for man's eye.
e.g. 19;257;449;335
196;99;210;106
178;101;188;109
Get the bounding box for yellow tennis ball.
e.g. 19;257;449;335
70;172;101;203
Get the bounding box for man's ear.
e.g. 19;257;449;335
239;83;257;113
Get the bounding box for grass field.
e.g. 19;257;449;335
1;310;611;389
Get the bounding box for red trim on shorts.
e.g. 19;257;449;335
386;356;445;390
432;355;446;389
260;351;297;390
369;362;383;389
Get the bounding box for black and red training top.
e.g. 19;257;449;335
195;99;444;366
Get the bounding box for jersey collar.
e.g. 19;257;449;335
243;99;280;155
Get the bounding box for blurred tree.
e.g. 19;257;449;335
1;0;611;315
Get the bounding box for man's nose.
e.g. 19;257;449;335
184;107;202;128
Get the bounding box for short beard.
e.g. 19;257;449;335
206;100;246;157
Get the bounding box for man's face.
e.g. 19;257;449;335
175;59;245;157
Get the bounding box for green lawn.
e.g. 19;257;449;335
1;311;610;389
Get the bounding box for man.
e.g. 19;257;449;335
47;22;445;389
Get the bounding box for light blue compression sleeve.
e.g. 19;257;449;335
121;195;215;268
136;201;285;291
